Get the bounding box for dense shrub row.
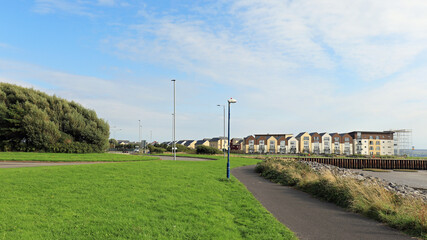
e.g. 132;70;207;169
0;83;109;153
196;145;222;155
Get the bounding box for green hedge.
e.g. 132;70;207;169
0;83;109;153
196;145;222;155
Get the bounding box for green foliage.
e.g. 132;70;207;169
166;144;192;153
196;145;222;155
147;144;166;153
0;83;109;153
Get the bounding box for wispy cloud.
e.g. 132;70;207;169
33;0;130;16
103;0;427;145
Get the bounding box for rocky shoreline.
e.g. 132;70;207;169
300;160;427;202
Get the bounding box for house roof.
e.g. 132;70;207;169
348;131;395;134
183;140;195;147
195;140;208;145
295;132;308;138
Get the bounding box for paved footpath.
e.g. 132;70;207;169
232;165;415;240
153;156;214;161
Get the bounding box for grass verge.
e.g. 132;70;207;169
0;152;158;162
256;158;427;239
393;169;419;172
362;168;391;172
0;155;296;239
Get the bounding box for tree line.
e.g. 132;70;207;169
0;83;110;153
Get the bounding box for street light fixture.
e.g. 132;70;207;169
217;104;226;158
227;98;237;179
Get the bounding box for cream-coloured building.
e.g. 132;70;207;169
209;137;227;150
349;131;394;156
286;136;299;154
296;132;311;153
320;133;332;154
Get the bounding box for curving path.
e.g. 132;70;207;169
152;155;215;161
232;165;414;240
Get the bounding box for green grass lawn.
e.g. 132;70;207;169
0;154;296;239
0;152;159;162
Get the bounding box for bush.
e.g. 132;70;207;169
147;145;166;153
0;83;109;153
196;145;222;155
166;144;194;153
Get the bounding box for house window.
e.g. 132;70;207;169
369;146;373;150
357;132;361;138
376;136;380;139
303;137;309;140
345;137;349;142
324;137;330;141
376;147;380;150
376;141;380;145
280;141;286;147
369;141;373;145
334;137;340;142
369;136;373;139
259;140;264;145
249;140;254;145
313;137;319;141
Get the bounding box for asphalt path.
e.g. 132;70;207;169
232;165;414;240
153;155;215;161
0;161;109;168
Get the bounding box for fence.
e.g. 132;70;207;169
283;157;427;170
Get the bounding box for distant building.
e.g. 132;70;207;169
348;131;394;156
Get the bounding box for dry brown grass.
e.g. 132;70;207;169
256;158;427;239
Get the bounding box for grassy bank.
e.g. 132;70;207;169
256;158;427;239
0;152;158;162
0;155;296;239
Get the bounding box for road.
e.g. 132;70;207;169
232;165;413;240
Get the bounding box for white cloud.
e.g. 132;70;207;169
33;0;94;16
104;0;427;146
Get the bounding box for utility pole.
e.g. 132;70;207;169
171;79;176;160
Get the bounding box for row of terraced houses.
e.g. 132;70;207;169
242;131;395;155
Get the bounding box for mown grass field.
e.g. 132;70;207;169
0;154;296;239
0;152;158;162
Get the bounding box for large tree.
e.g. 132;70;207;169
0;83;110;153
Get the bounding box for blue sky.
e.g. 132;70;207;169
1;0;427;147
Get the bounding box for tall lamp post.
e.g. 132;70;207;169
217;104;226;158
138;120;142;152
171;79;176;161
227;98;237;179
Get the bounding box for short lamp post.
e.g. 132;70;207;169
227;98;237;179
